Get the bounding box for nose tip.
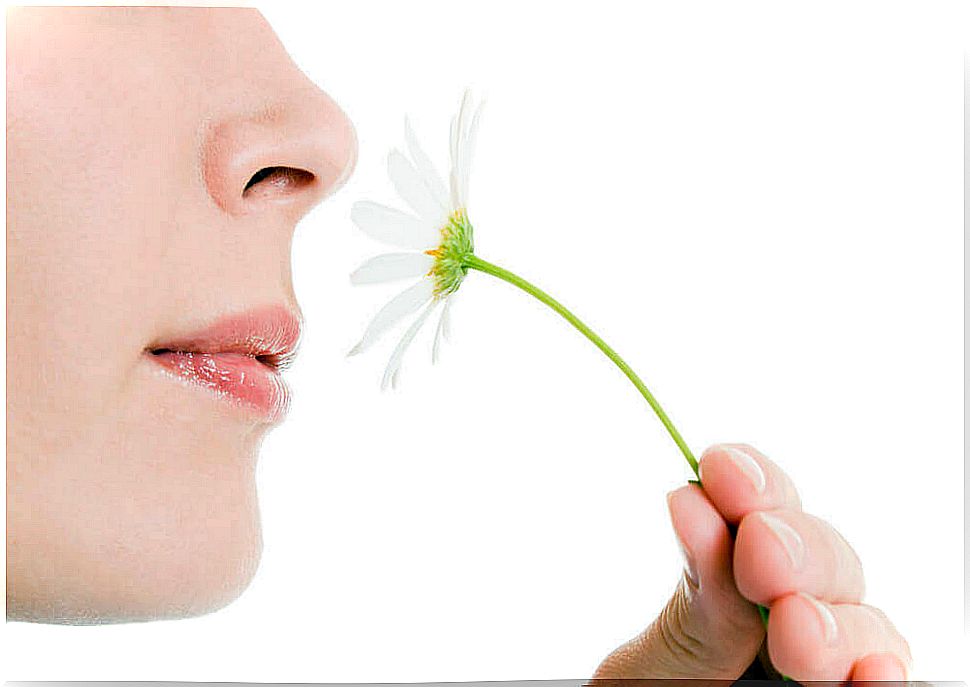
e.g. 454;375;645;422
201;88;356;218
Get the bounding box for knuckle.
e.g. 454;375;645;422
647;583;706;667
661;586;705;658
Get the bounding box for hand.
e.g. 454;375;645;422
592;443;912;682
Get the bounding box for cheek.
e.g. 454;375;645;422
5;48;263;621
5;88;186;466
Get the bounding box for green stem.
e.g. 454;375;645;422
463;254;698;477
464;254;788;680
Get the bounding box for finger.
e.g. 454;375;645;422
593;483;764;679
666;484;765;638
734;509;865;605
850;652;909;682
697;443;801;523
767;592;913;682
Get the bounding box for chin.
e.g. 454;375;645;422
7;443;266;625
8;521;264;625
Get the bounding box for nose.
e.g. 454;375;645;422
201;86;357;220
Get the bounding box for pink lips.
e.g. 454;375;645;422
147;305;302;422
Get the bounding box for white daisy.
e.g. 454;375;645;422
348;91;484;389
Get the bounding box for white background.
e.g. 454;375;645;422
4;0;968;682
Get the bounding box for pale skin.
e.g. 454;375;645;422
6;6;909;681
7;6;356;622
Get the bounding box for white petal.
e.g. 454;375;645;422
456;89;473;148
440;290;454;341
348;279;435;356
350;252;434;285
388;150;448;226
382;299;441;390
431;295;454;364
449;107;460;170
351;201;439;250
451;90;472;208
404;116;450;211
459;98;484;210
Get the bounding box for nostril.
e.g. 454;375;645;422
242;166;315;198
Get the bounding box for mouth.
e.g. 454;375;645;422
145;305;303;423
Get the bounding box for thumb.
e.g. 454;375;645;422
593;484;766;679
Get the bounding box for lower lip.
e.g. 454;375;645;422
149;351;288;422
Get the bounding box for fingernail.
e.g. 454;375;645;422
759;512;805;569
723;446;766;493
800;592;838;644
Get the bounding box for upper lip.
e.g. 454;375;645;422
147;305;303;371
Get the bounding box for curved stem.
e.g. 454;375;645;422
463;254;698;477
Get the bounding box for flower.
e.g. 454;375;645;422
348;91;484;389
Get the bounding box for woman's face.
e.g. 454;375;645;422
6;7;356;622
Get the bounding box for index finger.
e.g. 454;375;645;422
697;443;802;524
